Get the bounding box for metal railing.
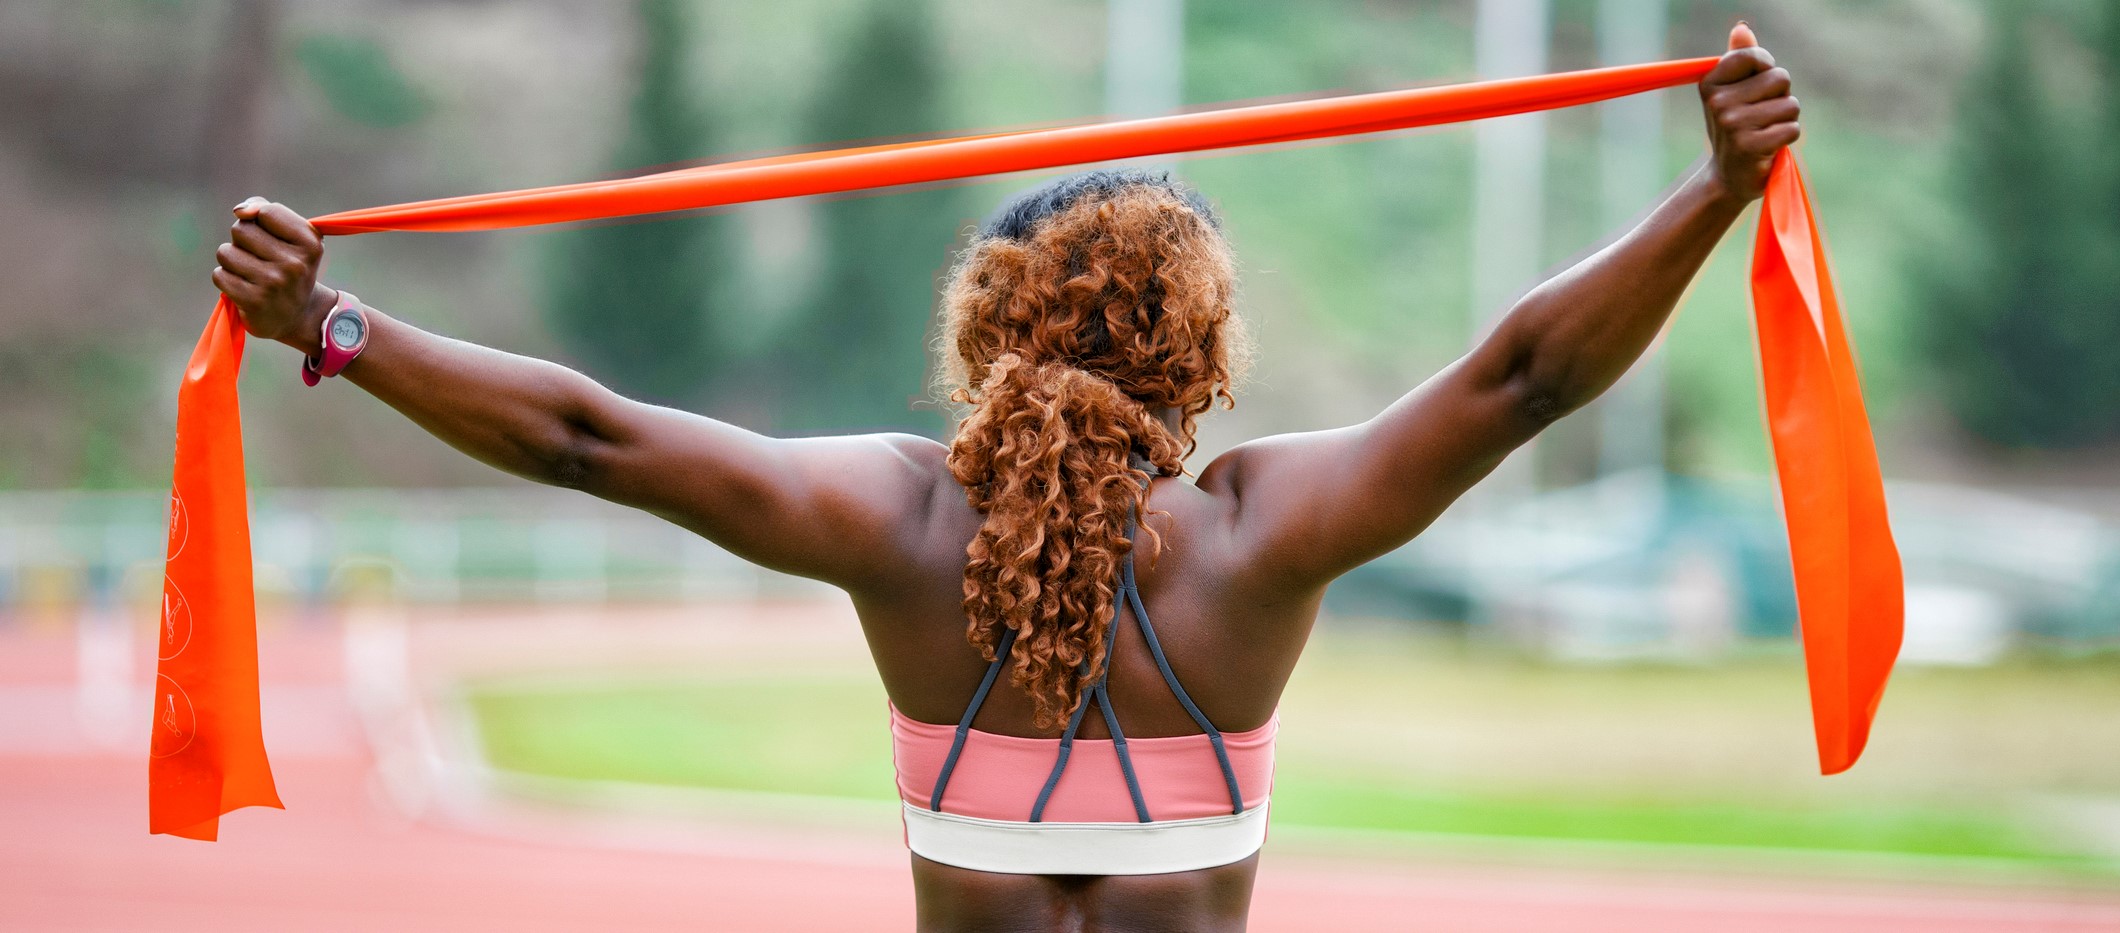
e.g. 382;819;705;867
0;487;822;611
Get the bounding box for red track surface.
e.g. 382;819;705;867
6;625;2120;931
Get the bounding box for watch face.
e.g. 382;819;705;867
328;312;365;351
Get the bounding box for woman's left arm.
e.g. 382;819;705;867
1477;40;1795;424
1206;32;1799;590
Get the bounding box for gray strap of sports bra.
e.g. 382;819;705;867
928;625;1018;812
1094;553;1154;823
1123;543;1247;816
1092;668;1153;822
940;477;1244;823
1026;653;1099;822
1028;553;1155;823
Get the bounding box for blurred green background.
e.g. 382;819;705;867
3;0;2119;886
5;0;2118;485
467;637;2120;866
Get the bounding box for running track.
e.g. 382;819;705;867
5;622;2119;931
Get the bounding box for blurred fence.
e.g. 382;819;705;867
1329;473;2120;663
4;479;2116;663
0;488;817;614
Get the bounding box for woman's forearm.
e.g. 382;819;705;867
1489;162;1748;418
334;306;610;487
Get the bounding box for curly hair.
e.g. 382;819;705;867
939;170;1249;730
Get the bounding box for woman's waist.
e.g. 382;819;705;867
909;845;1259;931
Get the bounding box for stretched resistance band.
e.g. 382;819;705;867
155;44;1902;839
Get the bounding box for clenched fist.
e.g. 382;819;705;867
1698;23;1800;203
211;197;334;355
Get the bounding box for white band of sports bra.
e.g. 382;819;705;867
902;798;1270;876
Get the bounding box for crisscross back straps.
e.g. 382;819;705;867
940;497;1248;823
1122;543;1247;815
927;626;1019;812
1027;655;1100;822
1029;579;1153;822
1092;681;1152;822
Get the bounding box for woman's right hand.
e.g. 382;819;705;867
211;196;335;355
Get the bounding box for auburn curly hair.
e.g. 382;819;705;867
939;170;1250;730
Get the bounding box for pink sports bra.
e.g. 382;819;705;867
888;515;1278;876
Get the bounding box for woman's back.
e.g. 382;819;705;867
865;459;1313;932
871;467;1312;740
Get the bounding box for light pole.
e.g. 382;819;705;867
1462;0;1552;631
1594;0;1672;485
1470;0;1552;503
1470;0;1552;337
1106;0;1185;139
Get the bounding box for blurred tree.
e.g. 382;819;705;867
542;0;735;404
200;0;281;216
2105;0;2120;238
768;0;963;435
1917;5;2120;448
294;33;430;128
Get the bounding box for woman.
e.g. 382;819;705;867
212;34;1798;933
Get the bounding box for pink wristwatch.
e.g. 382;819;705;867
302;289;369;386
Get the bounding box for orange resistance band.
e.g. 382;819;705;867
156;53;1901;839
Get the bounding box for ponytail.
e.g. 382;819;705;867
939;175;1246;731
946;352;1184;729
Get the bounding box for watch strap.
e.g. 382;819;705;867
301;290;365;386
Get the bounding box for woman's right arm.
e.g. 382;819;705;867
212;199;947;591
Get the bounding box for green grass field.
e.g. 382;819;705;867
464;627;2120;865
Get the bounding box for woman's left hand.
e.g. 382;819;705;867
1698;24;1800;203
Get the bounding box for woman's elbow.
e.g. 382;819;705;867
537;373;629;490
545;436;599;489
1520;386;1574;425
513;404;614;491
1498;351;1588;428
